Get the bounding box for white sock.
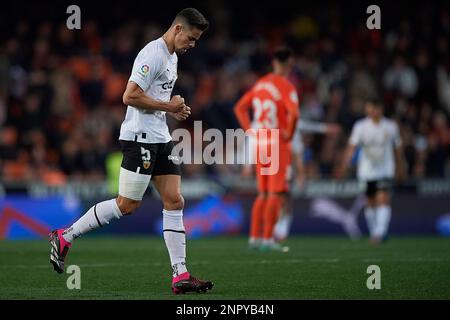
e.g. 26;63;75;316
163;209;188;277
274;213;293;241
62;199;123;242
249;237;261;245
364;207;376;237
374;205;391;238
262;238;275;245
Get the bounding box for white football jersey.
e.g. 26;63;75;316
119;37;178;143
349;117;401;181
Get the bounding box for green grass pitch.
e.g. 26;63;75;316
1;236;450;299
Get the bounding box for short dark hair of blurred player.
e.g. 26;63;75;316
234;46;300;252
338;98;406;244
49;8;213;294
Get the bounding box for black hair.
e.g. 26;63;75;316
273;46;294;63
174;8;209;31
366;96;383;108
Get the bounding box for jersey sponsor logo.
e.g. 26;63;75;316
151;111;166;121
162;79;175;90
139;64;150;76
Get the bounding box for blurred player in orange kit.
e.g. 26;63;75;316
234;47;299;251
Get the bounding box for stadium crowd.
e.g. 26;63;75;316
1;1;450;184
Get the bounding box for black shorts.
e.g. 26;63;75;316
119;140;181;176
365;179;392;198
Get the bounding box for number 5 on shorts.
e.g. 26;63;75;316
141;147;151;170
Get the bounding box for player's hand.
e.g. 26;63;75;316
281;130;290;142
334;166;346;180
296;173;306;190
170;105;191;121
325;124;341;135
395;166;407;182
168;95;186;113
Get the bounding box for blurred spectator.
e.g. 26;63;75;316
383;54;418;99
1;0;450;183
437;59;450;113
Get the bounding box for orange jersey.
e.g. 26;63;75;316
234;73;300;192
234;73;300;143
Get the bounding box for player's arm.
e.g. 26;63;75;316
283;106;299;141
293;150;305;188
393;124;407;180
283;90;300;141
337;123;359;179
297;120;341;136
233;90;253;131
338;143;356;179
123;81;185;113
297;119;328;133
291;130;306;187
394;145;407;180
124;49;186;113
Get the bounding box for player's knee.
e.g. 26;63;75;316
267;192;283;199
163;193;184;210
121;202;140;215
116;197;141;215
258;192;268;199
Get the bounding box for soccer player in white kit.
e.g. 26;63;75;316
340;98;405;244
49;8;213;294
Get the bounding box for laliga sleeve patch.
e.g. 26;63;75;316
138;64;150;77
290;90;299;104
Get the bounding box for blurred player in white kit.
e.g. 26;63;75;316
339;98;405;244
